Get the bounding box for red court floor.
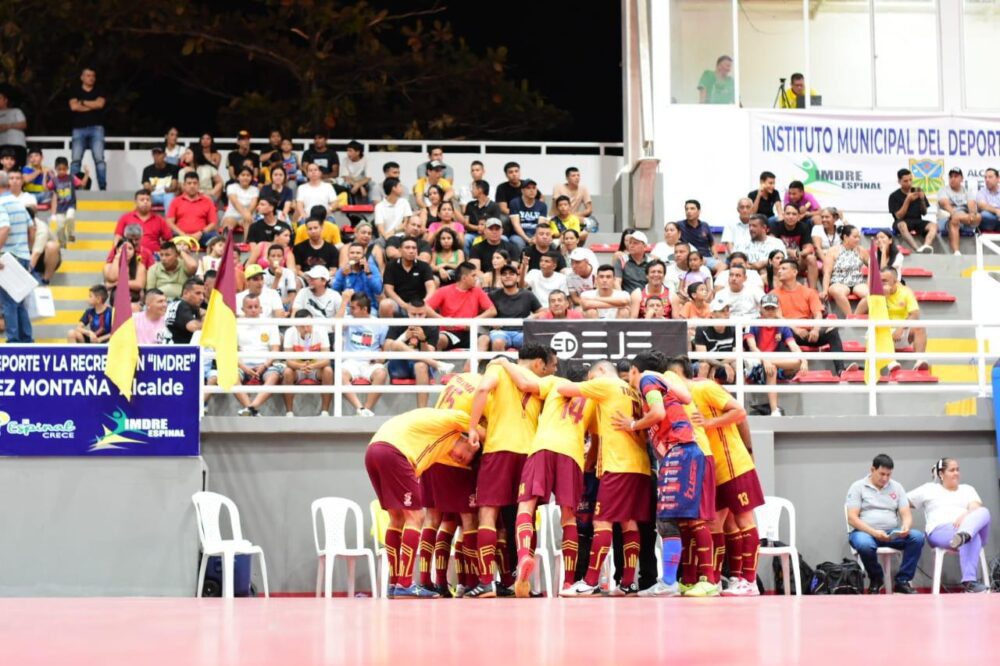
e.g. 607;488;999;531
1;595;994;665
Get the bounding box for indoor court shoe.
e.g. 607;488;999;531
497;584;515;597
725;579;760;597
561;580;600;597
437;361;455;375
514;555;535;598
893;581;917;594
913;360;930;372
357;407;375;417
683;577;721;597
868;580;884;595
419;584;442;597
436;584;453;599
465;582;497;598
637;581;681;597
454;584;466;598
607;582;639;597
963;581;988;593
677;580;694;594
393;584;440;599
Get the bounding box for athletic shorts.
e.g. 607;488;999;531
715;468;765;515
656;442;713;521
365;442;420;510
594;472;653;523
475;451;526;507
239;366;283;384
896;218;933;237
343;360;385;382
517;449;584;508
421;462;477;514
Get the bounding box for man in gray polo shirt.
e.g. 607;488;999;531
846;453;924;594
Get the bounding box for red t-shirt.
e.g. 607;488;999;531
167;194;216;235
114;211;173;256
425;284;494;331
536;309;584;320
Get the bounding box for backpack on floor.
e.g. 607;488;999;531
811;559;864;595
765;540;815;595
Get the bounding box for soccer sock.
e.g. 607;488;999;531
561;521;579;587
660;536;682;585
711;530;726;585
679;524;697;585
692;522;714;582
515;511;535;563
621;529;641;587
418;527;436;588
463;530;479;588
725;529;743;579
397;526;421;588
583;527;613;587
434;525;456;587
477;526;498;586
740;526;761;583
385;527;402;587
496;531;515;587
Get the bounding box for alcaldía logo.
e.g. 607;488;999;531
909;158;944;193
794;158;882;192
90;408;146;452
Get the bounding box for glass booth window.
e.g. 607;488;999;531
737;1;807;108
873;0;940;109
963;0;1000;110
809;0;874;108
669;0;736;104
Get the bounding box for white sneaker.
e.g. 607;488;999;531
770;407;784;417
886;361;901;376
320;410;330;417
953;250;963;256
285;411;295;418
436;361;455;375
917;244;934;254
723;579;751;597
843;362;859;374
913;360;930;372
560;580;600;597
637;581;681;597
358;407;375;417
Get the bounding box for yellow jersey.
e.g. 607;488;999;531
886;285;919;321
414;177;453;201
578;376;649;477
433;372;481;469
370;408;471;477
481;362;542;455
529;376;597;469
690;380;754;484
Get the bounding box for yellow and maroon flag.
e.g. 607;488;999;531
200;231;239;390
104;246;139;399
865;240;894;384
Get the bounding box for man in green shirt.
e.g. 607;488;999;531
698;55;734;104
145;240;197;300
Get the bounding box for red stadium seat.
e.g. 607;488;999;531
797;344;831;352
389;378;416;385
341;204;375;214
589;243;617;252
840;368;888;383
235;243;251;253
913;291;956;302
893;370;938;383
36;203;51;212
351;378;372;386
843;340;913;353
791;370;841;383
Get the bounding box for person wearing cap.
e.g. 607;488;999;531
521;224;565;272
247;192;293;244
470;217;520;272
615;229;651;293
693;298;738;383
536;289;584;320
508;178;548;251
553;167;596;231
301;130;340;181
938;167;979;256
415;146;455;182
332;241;383;308
142;146;180;212
678;199;721;273
237;263;286;319
550;196;588;245
581;264;631;319
974;167;1000;234
743;293;806;416
495;161;524;216
145;240;198;300
566;247;598;305
226;130;260;181
424;261;496;351
292;264;343;322
482;263;543;351
167;171;218;246
522;250;569;306
462;179;502;253
413;160;454;211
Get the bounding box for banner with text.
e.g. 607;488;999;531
0;346;201;456
750;113;1000;217
523;320;689;375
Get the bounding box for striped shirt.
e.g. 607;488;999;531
0;192;32;260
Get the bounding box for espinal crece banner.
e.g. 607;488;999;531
0;346;201;456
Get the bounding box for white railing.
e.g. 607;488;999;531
201;316;998;417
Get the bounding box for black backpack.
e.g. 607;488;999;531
811;559;865;594
766;540;815;595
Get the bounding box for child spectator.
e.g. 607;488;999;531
47;157;86;246
279;138;305;184
67;285;113;343
681;249;713;293
198;236;226;277
341;140;369;203
22;147;51;206
743;293;807;416
223;167;260;239
679;282;711;320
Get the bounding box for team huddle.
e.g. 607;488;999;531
364;345;765;599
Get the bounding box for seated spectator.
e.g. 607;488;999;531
481;263;542;351
773;259;850;375
495;161;524;216
416;146;455;182
536;289;584;320
743;214;786;275
104;238;147;306
811;207;844;259
293;216;340;275
332;242;383;307
552;167;596;231
340;293;389;417
374;177;413;240
163;277;205;345
694;298;737;382
260;157;295;218
714;263;762;319
763;249;786;293
665;240;690;296
783;180;820;223
846;453;924;594
974;167;1000;234
743;293;806;416
771;205;819;288
379;237;436;318
167;172;218;246
714;252;763;293
222;167;259;239
615;230;651;293
146;241;197;301
25;201;62;286
247;192;293;244
470;218;520;271
340;220;385;273
889;168;936;253
384;301;454;407
186;148;224;202
281;309;334;417
748;170;783;222
419;184;446;227
462;179;502;251
679;199;720;272
386;215;432;263
413;161;454;211
133;288;168;344
480;248;512;292
261;243;298;312
259;129;282;166
46;157;85;246
679;249;713;296
857;268;929;374
198;133;222;168
426;201;465;247
821;225;869;318
298;204;343;249
549;195;588;245
275;138;304;185
697;54;734;104
678;282;710;320
508;178;547;251
142;147;180;212
651;220;682;264
780;72;819;108
456;160;484;206
581;264;630;319
430;227;464;286
295;163;343;229
909;458;992;593
226;130;260;181
372;161;400;203
938;167;978;256
424;262;496;350
522;224;565;272
301;130;339;181
873;229;904;280
22;147;51;206
722;198;754;256
113;189;172;257
643;295;668;320
236;264;285;318
630;259;672;319
340;140;370;203
67;285;112;343
558;227;582;264
523;250;568;305
293;265;343;321
566;247;598;306
249;225;297;276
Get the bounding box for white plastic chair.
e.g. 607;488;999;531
931;547;991;594
844;505;901;594
312;498;377;598
368;499;391;598
754;496;802;596
192;491;270;598
530;503;555;596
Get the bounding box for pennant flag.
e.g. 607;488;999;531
104;246;140;399
200;231;239;390
865;241;895;384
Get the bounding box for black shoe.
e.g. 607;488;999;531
963;581;989;593
607;582;639;597
868;580;884;595
436;584;453;599
893;581;917;594
464;583;496;598
418;584;442;598
496;583;515;597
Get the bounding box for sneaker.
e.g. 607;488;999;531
358;407;375;417
721;578;746;597
844;362;860;374
738;579;761;596
886;361;902;376
496;584;515;598
464;582;497;598
514;555;535;598
868;580;884;595
963;581;989;593
454;584;466;598
949;532;970;549
386;585;396;599
436;584;453;599
677;581;695;595
893;581;917;594
606;582;639;597
285;411;295;418
953;250;963;256
436;361;456;375
770;407;784;417
560;580;600;597
237;407;254;417
683;577;721;597
913;360;930;372
638;580;681;597
917;244;934;254
320;410;330;417
393;583;440;599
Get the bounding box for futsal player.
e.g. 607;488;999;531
558;360;650;597
665;355;764;597
465;344;557;598
365;407;483;599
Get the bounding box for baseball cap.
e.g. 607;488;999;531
244;264;265;279
306;265;331;281
710;296;730;312
521;178;537;187
627;230;649;245
151;146;165;154
569;248;591;262
761;293;781;309
485;217;503;228
499;264;519;275
237;130;251;140
428;160;445;169
948;167;963;176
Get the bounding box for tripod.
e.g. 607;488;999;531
772;78;789;109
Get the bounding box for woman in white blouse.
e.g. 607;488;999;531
908;457;991;593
